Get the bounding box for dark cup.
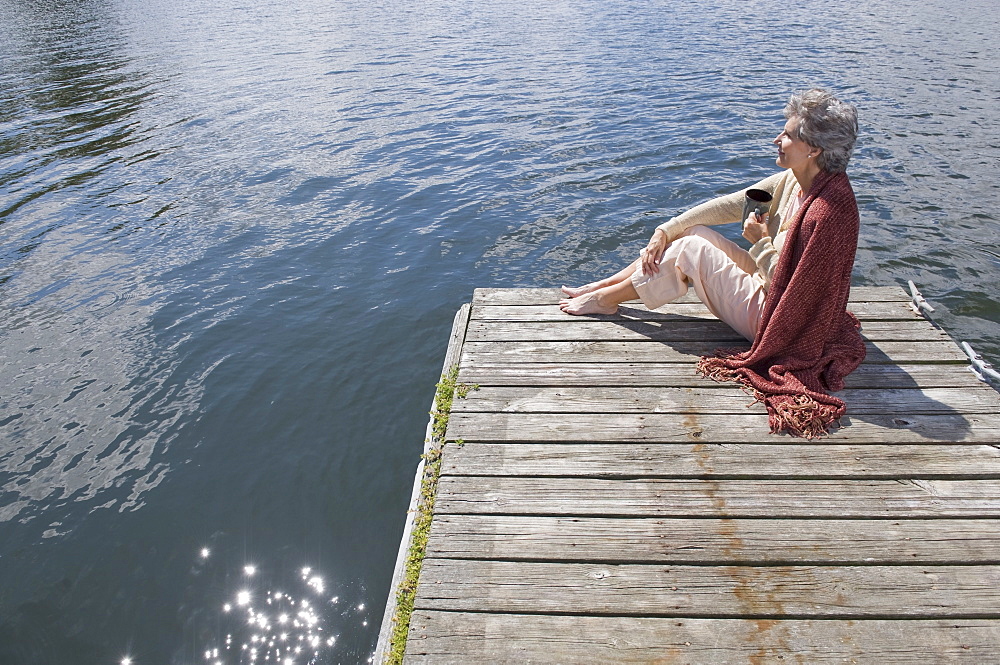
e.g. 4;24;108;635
742;188;773;223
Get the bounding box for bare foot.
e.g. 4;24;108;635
560;282;602;298
559;291;619;316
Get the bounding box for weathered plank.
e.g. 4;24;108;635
464;327;966;366
464;321;963;357
465;319;746;343
471;285;911;306
406;612;1000;664
445;412;1000;444
425;515;1000;564
434;476;1000;517
470;300;920;322
465;318;951;343
414;559;1000;617
849;319;952;341
440;443;1000;478
456;362;984;389
459;340;974;370
451;386;1000;415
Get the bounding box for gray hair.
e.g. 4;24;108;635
784;89;858;173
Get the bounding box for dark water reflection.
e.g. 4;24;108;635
1;0;998;662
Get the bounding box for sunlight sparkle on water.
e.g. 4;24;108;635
193;561;350;665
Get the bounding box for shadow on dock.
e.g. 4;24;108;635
612;305;975;442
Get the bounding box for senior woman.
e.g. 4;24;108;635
560;89;866;437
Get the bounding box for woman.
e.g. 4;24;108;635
560;89;866;437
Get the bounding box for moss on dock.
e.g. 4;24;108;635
386;366;476;664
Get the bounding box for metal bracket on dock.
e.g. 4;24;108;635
908;280;998;389
907;280;935;318
961;341;1000;386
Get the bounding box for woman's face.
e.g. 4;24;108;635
774;117;817;171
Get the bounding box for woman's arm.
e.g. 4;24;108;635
654;171;787;244
641;170;787;275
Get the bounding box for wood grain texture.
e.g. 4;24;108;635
434;475;1000;518
450;386;1000;415
405;612;1000;664
440;442;1000;478
413;558;1000;617
464;322;962;356
425;514;1000;564
458;340;973;369
456;362;982;388
445;412;1000;443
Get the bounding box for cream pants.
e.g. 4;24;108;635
630;225;766;341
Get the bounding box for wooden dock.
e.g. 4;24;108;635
383;286;1000;663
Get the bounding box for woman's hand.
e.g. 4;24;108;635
742;213;769;245
640;228;668;275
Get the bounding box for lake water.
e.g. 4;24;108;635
1;0;998;662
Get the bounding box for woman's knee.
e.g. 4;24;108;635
670;233;715;260
679;225;721;242
670;234;728;276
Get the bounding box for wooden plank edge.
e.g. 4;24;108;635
444;411;1000;445
405;611;1000;664
423;514;1000;565
375;302;472;665
412;559;1000;618
448;385;1000;416
437;441;1000;479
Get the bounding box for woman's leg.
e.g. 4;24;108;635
632;226;765;340
559;276;640;315
561;258;641;297
560;226;765;336
682;225;758;275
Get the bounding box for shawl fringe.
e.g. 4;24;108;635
697;355;845;438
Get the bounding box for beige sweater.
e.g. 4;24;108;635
655;169;802;292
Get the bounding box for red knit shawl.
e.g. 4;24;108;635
697;170;866;438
